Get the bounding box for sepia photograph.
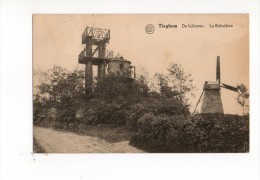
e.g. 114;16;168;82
33;14;249;153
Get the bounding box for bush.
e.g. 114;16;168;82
130;114;249;152
126;96;189;131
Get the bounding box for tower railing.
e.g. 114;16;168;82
78;48;114;62
82;27;110;43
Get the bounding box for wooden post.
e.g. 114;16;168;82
85;41;93;96
98;44;106;79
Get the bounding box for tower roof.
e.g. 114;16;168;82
110;52;131;63
115;52;123;59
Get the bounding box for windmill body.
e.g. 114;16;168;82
200;81;224;113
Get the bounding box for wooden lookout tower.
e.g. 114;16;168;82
78;26;136;97
78;27;114;95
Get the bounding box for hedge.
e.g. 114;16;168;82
130;113;249;153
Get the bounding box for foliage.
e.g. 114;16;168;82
39;66;85;104
167;63;196;104
236;83;249;115
126;95;189;131
130;114;249;152
135;66;150;95
94;74;147;103
154;63;195;108
33;137;46;153
34;65;190;129
79;74;188;127
33;66;85;125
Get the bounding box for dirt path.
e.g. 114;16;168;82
33;126;144;153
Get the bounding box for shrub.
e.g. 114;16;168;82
130;114;249;153
126;96;189;131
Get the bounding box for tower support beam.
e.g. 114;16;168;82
85;61;93;95
97;44;106;79
84;41;93;96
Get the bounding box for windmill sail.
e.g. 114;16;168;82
221;83;238;92
216;56;220;84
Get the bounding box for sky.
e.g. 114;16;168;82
33;14;249;115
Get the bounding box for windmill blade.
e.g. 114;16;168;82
193;90;204;113
221;83;238;92
216;56;220;83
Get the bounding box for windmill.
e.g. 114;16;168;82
194;56;240;114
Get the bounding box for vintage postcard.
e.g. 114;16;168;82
33;14;249;153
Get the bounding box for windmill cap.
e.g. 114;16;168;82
204;82;220;90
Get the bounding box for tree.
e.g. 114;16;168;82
154;73;177;98
154;63;195;108
36;66;85;106
236;83;249;115
167;63;195;104
34;66;85;123
135;66;151;96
